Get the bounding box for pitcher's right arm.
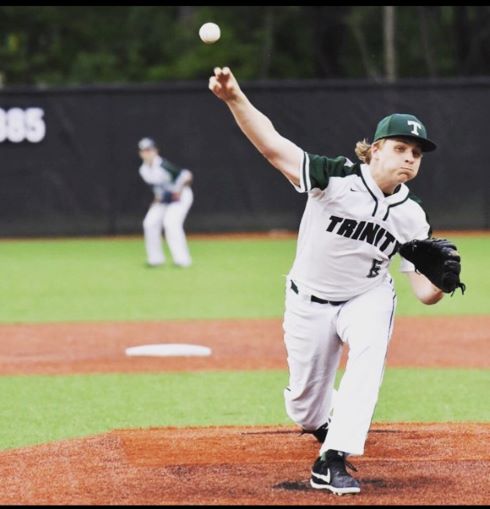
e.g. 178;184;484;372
209;66;303;187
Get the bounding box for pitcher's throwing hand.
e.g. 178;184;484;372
209;67;242;102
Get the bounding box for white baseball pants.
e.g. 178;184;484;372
142;187;193;267
282;277;396;456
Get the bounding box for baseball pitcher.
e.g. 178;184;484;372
138;137;193;267
209;67;465;495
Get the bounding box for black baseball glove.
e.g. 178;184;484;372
399;237;466;295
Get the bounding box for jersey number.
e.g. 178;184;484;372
367;259;382;278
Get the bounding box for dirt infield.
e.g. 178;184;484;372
0;315;488;374
1;423;489;505
0;314;488;505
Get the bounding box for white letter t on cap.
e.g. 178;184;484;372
407;120;422;135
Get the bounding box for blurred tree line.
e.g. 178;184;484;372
0;5;489;86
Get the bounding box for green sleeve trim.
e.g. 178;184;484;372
160;158;182;180
408;192;432;237
305;153;359;191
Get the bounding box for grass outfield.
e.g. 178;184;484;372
0;368;488;450
0;234;488;323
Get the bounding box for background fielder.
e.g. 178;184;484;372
208;66;461;496
138;137;193;268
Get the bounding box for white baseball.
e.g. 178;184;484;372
199;22;221;44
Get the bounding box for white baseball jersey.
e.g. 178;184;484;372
139;155;192;201
287;151;431;301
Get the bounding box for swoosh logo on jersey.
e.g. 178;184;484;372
350;188;359;192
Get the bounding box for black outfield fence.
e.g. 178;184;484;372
0;77;488;237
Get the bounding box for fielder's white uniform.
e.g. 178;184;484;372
283;152;430;456
139;155;193;267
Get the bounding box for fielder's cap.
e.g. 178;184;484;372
373;113;437;152
138;137;157;151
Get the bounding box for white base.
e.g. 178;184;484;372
125;344;212;357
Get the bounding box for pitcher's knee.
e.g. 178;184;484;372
284;391;322;431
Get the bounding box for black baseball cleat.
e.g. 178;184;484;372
312;420;330;443
300;419;330;443
310;449;361;495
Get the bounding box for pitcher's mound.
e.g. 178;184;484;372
0;422;489;505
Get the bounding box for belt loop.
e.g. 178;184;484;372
290;280;299;294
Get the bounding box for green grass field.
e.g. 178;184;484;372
0;235;488;323
0;234;488;450
0;369;488;450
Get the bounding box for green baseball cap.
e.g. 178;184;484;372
373;113;437;152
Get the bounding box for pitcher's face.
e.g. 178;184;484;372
371;138;423;185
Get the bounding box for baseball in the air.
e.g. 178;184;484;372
199;22;221;44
